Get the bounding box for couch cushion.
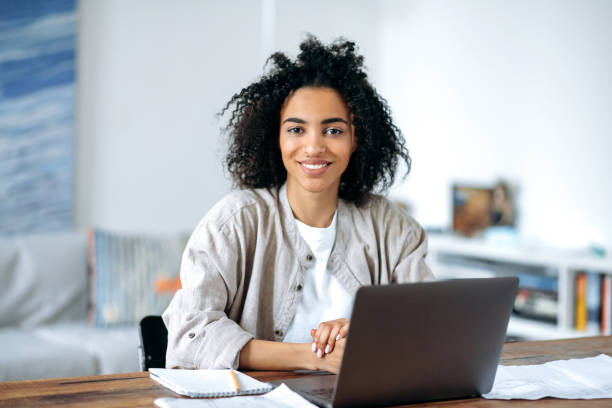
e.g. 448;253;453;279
0;231;88;327
35;321;141;374
0;327;97;381
0;322;141;381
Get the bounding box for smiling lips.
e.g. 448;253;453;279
299;160;331;175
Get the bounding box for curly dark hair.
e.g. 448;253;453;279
221;35;411;206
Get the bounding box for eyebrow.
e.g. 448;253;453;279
322;117;348;125
282;117;348;125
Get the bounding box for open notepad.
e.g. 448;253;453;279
149;368;274;398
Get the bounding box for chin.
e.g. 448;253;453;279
300;180;337;194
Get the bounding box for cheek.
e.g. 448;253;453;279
337;142;356;164
279;136;299;158
278;136;289;157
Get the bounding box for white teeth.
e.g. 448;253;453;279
302;163;327;170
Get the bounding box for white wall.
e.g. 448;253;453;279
76;0;380;233
380;0;612;250
77;0;263;233
77;0;612;251
272;0;381;80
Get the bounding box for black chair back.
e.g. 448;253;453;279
138;315;168;371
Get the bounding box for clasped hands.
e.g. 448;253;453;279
310;318;349;374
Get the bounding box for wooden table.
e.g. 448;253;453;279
1;336;611;407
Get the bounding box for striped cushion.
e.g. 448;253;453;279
88;229;188;326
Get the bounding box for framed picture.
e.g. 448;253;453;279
452;182;514;237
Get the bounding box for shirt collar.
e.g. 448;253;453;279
278;182;353;258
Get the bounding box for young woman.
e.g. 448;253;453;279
163;36;434;374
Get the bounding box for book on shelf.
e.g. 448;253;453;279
575;273;587;331
602;275;612;335
586;272;602;334
573;271;611;334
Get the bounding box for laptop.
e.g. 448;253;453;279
275;277;518;407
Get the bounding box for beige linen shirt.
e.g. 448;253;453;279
162;183;434;370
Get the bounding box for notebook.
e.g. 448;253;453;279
154;384;317;408
274;277;519;407
149;368;273;397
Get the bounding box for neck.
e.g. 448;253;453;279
286;181;338;228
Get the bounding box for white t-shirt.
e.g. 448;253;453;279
283;210;354;343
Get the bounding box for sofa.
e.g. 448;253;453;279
0;230;181;381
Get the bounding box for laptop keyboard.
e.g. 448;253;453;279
302;387;334;400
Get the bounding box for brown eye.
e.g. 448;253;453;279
288;127;302;134
325;128;343;135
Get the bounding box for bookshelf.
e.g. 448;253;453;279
428;234;612;341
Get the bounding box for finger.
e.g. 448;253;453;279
315;324;332;355
337;323;350;340
326;325;342;354
315;324;331;352
310;329;317;352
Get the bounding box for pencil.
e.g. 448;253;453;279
229;369;240;392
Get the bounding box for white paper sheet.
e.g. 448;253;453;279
483;354;612;400
154;384;316;408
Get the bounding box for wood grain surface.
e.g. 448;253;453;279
1;336;610;407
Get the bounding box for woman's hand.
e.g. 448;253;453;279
310;318;350;358
315;337;346;374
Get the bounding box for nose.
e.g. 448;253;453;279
304;131;325;156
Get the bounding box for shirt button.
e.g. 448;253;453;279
296;284;303;291
188;332;195;339
306;254;313;261
274;329;283;337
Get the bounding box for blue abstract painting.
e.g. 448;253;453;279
0;0;76;235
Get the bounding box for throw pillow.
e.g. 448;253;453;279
88;229;188;326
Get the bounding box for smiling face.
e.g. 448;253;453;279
279;86;357;200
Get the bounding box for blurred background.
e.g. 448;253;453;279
1;0;611;381
2;0;610;248
78;0;612;251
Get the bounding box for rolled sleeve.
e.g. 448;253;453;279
194;317;253;369
163;220;253;369
163;288;253;369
